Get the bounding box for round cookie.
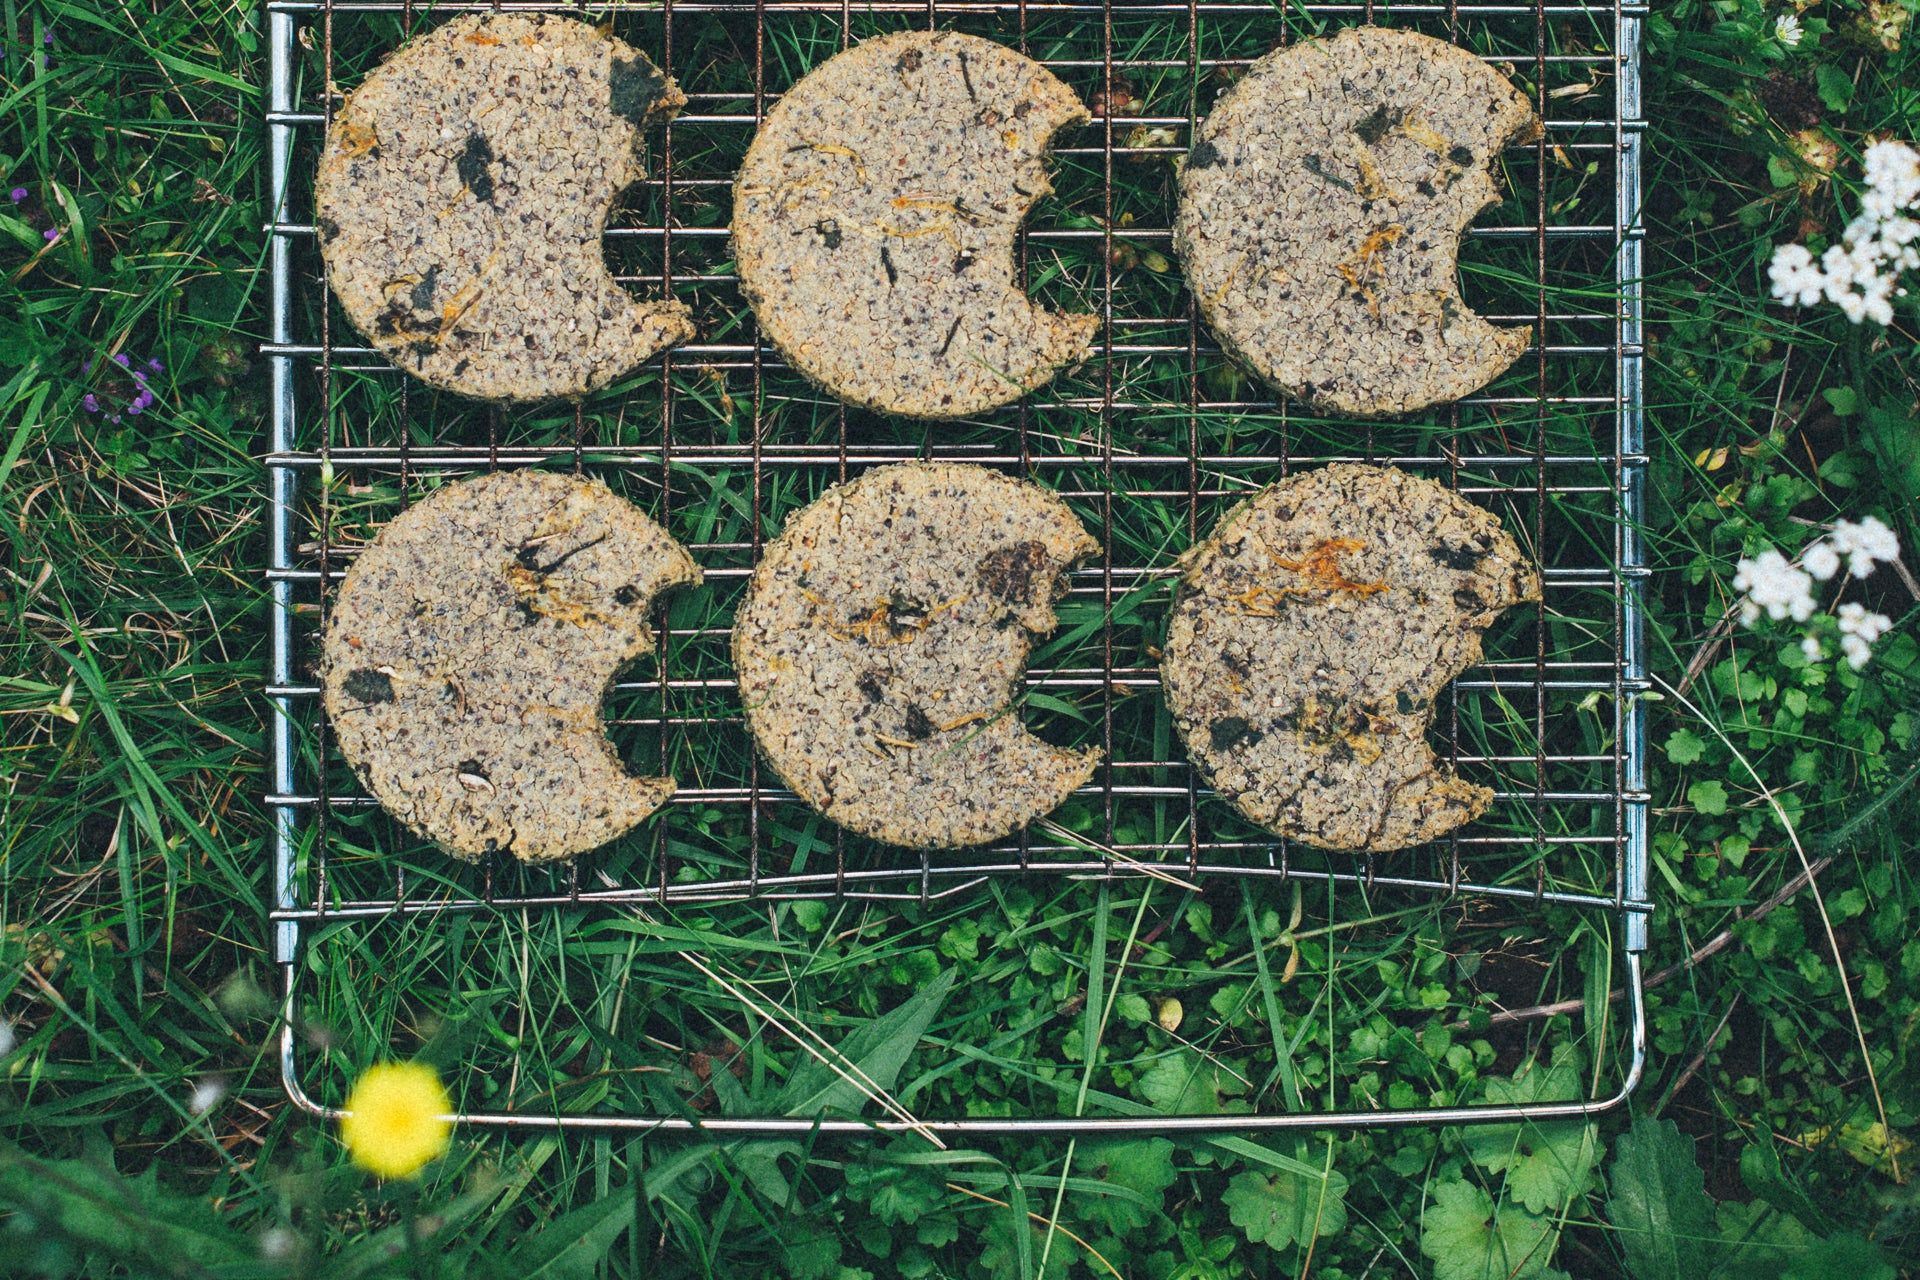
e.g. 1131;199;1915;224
314;14;694;402
733;462;1100;848
732;32;1097;419
322;470;701;862
1173;27;1542;418
1160;464;1539;852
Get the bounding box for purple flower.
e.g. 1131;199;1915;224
43;31;54;47
147;358;163;374
81;358;92;374
131;369;146;384
8;188;24;203
82;393;100;413
133;389;154;409
42;227;58;242
126;401;144;416
112;352;130;368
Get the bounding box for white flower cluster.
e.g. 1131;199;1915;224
1768;139;1920;325
1733;549;1815;625
1734;516;1901;669
1838;602;1893;669
1775;12;1804;47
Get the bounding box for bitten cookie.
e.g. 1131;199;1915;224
732;32;1097;419
322;470;700;862
1160;464;1539;851
314;13;694;402
733;462;1100;848
1173;27;1541;418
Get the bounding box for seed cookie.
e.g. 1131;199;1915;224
732;32;1097;419
314;14;694;402
322;470;701;862
1173;27;1542;418
1161;464;1539;851
733;462;1100;848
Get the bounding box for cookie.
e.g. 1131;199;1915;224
1160;464;1539;851
322;470;701;862
314;13;694;402
733;462;1100;848
1173;27;1542;418
731;32;1097;419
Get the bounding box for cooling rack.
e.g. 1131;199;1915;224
265;0;1649;1135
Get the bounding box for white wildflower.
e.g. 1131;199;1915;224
1836;601;1894;669
1775;12;1805;46
1769;243;1827;306
189;1077;228;1116
259;1228;299;1261
1801;635;1825;660
1803;540;1842;581
1828;515;1901;576
1837;601;1892;639
1771;140;1920;325
1862;140;1920;220
1733;549;1817;624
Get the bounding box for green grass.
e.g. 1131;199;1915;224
3;0;1919;1277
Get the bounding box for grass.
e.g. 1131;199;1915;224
3;0;1918;1277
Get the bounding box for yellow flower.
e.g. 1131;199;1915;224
340;1061;451;1179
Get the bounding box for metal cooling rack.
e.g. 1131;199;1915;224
266;0;1649;1135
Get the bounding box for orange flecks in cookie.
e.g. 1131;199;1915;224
1231;538;1389;615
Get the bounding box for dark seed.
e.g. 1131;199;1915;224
1354;104;1401;146
1430;542;1487;570
903;705;936;740
456;132;495;203
342;667;394;704
1188;138;1223;170
1209;716;1263;752
608;55;670;126
977;540;1051;605
409;263;441;311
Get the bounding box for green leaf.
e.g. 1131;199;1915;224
1222;1165;1348;1253
1664;729;1707;766
779;1222;843;1280
770;969;955;1116
501;1195;634;1280
1782;1232;1897;1280
980;1209;1073;1280
1821;385;1860;416
1419;1181;1568;1280
1812;64;1853;113
1137;1049;1249;1115
1462;1065;1600;1213
1688;779;1730;816
0;1142;260;1277
1710;1198;1814;1279
1605;1117;1718;1280
1080;1138;1178;1235
845;1159;944;1227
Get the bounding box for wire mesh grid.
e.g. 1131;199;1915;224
265;0;1650;1134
